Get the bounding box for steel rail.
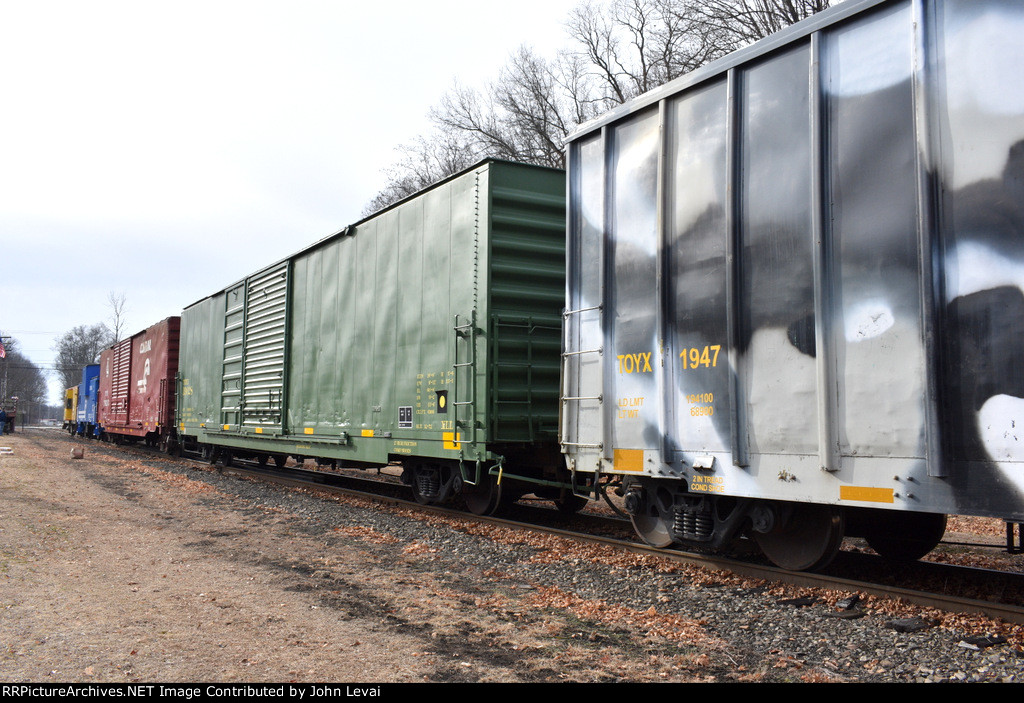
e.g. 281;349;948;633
71;433;1024;628
217;458;1024;627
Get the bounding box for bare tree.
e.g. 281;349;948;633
493;47;581;166
694;0;831;45
53;323;114;392
565;0;698;106
362;127;481;216
563;0;788;105
430;46;578;169
107;291;129;343
366;0;831;211
0;337;48;409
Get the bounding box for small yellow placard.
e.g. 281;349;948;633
613;449;644;472
839;485;895;503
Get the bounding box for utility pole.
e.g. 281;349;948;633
0;333;9;405
0;333;9;433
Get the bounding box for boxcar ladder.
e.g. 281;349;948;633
452;312;478;454
559;303;604;452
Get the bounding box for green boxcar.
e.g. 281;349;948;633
177;160;572;509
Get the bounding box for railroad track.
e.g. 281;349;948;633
184;450;1024;627
62;431;1024;627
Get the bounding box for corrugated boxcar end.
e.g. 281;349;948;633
177;160;579;513
562;0;1024;569
485;163;566;446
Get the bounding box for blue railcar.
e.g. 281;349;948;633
75;364;101;438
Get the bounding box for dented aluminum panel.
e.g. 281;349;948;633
561;0;1024;520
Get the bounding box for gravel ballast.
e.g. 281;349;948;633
0;429;1022;683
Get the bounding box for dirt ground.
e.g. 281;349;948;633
0;429;726;683
1;430;443;682
3;428;1021;684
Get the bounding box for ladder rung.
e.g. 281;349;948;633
562;348;602;357
563;305;602;317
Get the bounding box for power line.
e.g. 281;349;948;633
1;330;61;335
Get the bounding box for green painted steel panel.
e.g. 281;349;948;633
178;160;565;470
177;291;225;435
487;166;565;443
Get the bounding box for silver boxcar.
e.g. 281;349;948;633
561;0;1024;568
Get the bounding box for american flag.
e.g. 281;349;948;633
0;341;5;359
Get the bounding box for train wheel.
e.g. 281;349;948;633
464;476;502;516
863;512;946;562
754;503;844;571
628;485;675;548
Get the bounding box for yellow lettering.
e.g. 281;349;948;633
680;345;723;370
617;396;646;419
617;351;655;374
689;475;726;493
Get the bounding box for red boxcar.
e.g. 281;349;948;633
99;317;180;449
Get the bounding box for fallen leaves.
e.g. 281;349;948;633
525;584;719;646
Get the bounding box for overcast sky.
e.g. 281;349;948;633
0;0;582;403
